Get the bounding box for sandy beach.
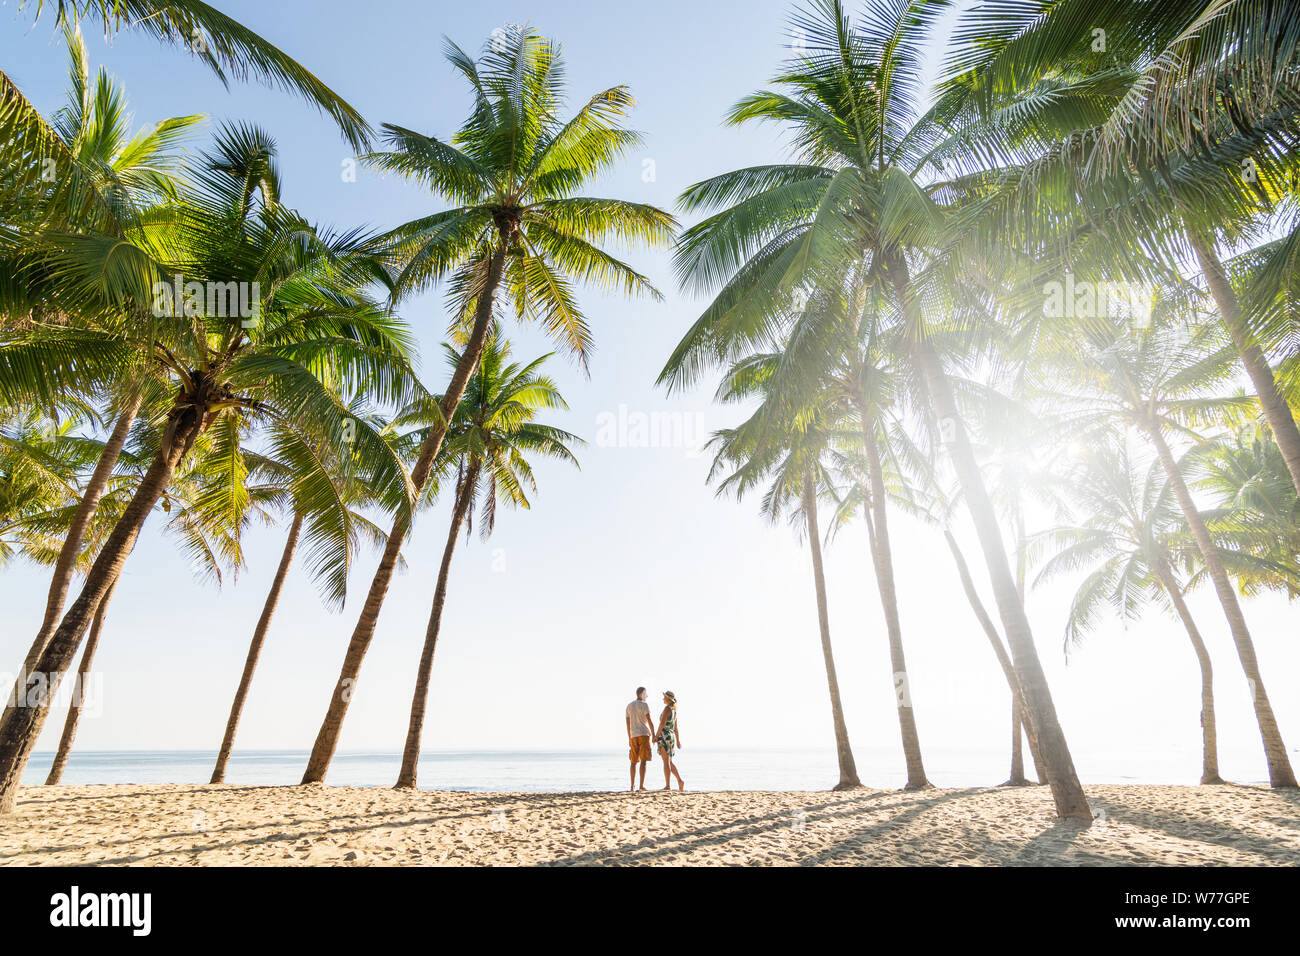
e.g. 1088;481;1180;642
2;783;1297;866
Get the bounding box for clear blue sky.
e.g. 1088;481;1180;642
2;0;1296;785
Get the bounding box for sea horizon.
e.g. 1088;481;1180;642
22;745;1281;791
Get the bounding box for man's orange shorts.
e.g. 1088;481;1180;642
629;735;652;762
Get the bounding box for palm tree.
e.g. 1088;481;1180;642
660;0;1088;816
3;26;198;697
949;0;1300;497
42;577;115;786
395;337;581;789
1042;306;1295;788
11;0;372;150
798;467;861;791
972;400;1085;784
209;415;403;784
940;0;1300;797
1195;427;1300;599
1;1;374;289
906;458;1048;787
941;520;1044;786
42;412;259;786
0;123;419;813
813;282;931;789
1034;441;1225;784
709;354;861;790
0;405;101;567
300;26;674;784
1130;409;1294;787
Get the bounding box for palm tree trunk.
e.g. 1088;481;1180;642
210;510;304;784
1186;228;1300;497
0;402;204;813
1143;419;1295;786
1151;555;1223;785
9;390;142;707
300;238;511;785
942;528;1046;784
1009;508;1046;783
913;336;1090;818
802;473;861;790
860;423;929;788
1021;710;1046;782
1008;699;1027;785
1014;509;1028;600
395;461;479;790
1010;516;1031;787
43;578;117;786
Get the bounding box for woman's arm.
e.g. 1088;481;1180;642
654;707;668;737
675;715;682;748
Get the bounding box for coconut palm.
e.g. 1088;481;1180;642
41;576;113;786
1;1;373;296
395;337;581;789
660;0;1088;816
1195;428;1300;600
974;398;1091;782
10;0;372;150
0;404;103;568
939;0;1300;795
2;26;199;696
905;462;1048;787
42;413;259;786
709;351;862;790
40;435;236;786
0;123;419;813
209;413;405;784
942;520;1044;786
794;464;862;791
299;26;674;784
1034;441;1225;784
806;280;931;789
948;0;1300;497
845;383;1051;787
1039;303;1295;787
41;398;329;783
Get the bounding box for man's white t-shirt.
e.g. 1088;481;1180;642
626;699;652;737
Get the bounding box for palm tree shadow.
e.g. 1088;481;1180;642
1006;818;1094;865
792;789;981;865
1082;788;1300;861
3;788;654;865
536;789;937;866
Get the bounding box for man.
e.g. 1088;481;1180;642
625;686;655;791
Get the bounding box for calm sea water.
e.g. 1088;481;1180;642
21;745;1275;790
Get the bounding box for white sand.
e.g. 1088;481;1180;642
2;783;1297;865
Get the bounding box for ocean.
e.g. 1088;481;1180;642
20;745;1277;790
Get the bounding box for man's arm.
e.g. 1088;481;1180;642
626;713;632;741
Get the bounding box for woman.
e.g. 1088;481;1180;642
654;691;685;791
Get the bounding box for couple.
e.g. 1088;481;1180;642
625;687;684;792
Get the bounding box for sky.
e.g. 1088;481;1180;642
1;0;1296;787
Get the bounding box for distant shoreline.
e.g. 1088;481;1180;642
20;746;1282;791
